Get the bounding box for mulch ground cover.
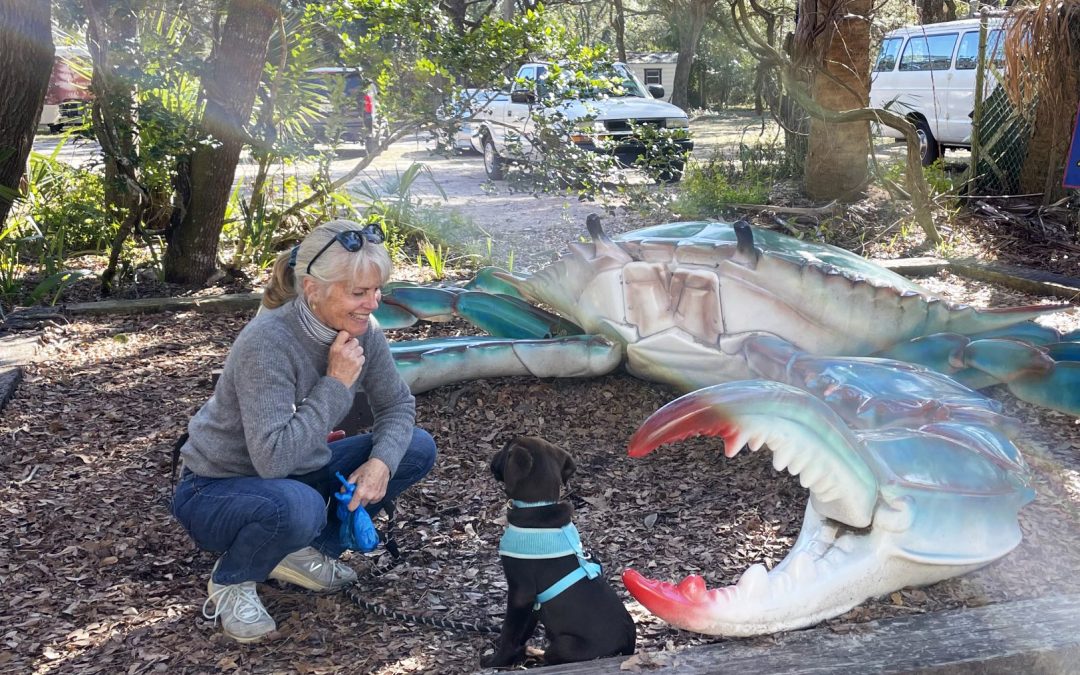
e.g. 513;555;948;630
2;260;1079;674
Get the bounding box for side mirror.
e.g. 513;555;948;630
647;84;666;99
510;90;536;105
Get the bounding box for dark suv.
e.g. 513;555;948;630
304;67;376;147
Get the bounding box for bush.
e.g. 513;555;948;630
672;151;774;218
20;150;112;256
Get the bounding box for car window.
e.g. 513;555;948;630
513;66;536;92
955;29;1005;70
898;33;959;71
874;37;903;72
303;71;366;115
613;64;649;98
343;73;365;96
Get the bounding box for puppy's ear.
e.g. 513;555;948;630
490;439;514;483
503;441;534;496
560;450;576;485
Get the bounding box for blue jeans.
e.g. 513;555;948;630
171;428;436;585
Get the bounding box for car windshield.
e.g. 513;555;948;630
542;64;649;100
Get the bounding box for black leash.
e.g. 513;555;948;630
343;585;501;635
342;505;502;635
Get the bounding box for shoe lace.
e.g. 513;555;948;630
326;557;354;584
299;549;353;585
203;583;272;625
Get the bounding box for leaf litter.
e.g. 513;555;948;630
1;272;1079;674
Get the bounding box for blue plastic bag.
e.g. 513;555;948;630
334;472;380;552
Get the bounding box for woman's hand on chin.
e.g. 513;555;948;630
327;330;364;388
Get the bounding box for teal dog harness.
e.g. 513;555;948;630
498;500;603;610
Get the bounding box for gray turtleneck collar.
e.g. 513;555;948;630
295;294;338;345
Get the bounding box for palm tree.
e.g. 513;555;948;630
1005;0;1080;203
797;0;873;199
0;0;54;227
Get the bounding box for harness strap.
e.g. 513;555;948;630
533;558;602;610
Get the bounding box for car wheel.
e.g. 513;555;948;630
482;135;505;180
913;118;940;166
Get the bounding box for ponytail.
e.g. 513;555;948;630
262;250;297;309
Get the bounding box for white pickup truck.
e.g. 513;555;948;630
471;62;694;181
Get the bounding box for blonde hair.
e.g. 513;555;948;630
262;219;393;310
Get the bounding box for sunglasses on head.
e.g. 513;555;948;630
306;223;385;275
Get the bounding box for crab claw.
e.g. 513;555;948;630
628;380;878;527
625;381;884;636
624;380;1031;636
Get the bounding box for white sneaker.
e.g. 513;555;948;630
268;546;357;592
203;565;276;643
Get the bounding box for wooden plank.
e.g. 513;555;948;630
878;257;949;277
949;259;1080;302
0;335;39;411
8;292;263;319
520;594;1080;675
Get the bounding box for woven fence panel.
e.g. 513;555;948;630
970;77;1032;194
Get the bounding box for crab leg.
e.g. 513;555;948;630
391;335;622;394
873;331;1080;415
376;284;583;338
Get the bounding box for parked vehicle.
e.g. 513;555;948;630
303;67;376;147
436;88;503;153
38;45;93;133
870;18;1005;165
473;62;693;180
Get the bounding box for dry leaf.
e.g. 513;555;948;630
620;651;662;671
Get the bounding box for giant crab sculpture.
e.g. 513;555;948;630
372;216;1080;637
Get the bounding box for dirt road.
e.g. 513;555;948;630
31;112;916;271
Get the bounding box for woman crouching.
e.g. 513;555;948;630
172;219;436;643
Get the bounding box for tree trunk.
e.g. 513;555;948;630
1018;67;1078;203
0;0;53;227
162;0;278;286
444;0;466;34
915;0;955;25
803;0;872;199
86;0;149;294
670;0;715;111
613;0;627;62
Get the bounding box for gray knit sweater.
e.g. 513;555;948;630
179;300;416;479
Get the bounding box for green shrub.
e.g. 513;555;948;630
672;155;771;218
22;150;112;258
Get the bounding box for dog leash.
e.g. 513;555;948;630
340;505;502;635
343;585;502;635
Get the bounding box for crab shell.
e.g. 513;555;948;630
507;219;1055;394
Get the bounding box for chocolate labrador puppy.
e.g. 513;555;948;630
482;436;636;667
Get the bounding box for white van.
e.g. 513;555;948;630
870;18;1005;165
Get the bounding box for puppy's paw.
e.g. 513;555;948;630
480;645;526;669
